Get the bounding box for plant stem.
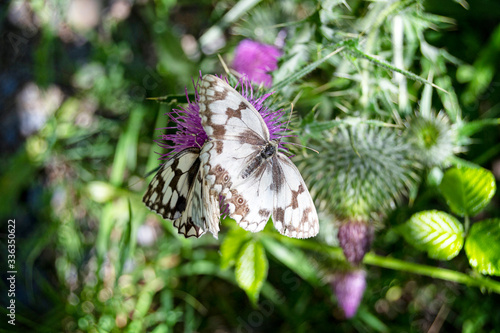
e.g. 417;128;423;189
363;253;500;293
464;215;470;234
348;46;448;93
275;235;500;294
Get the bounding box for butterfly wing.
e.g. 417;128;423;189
198;75;271;198
143;148;200;220
201;168;221;238
172;166;208;238
201;140;274;232
175;160;221;238
198;75;270;142
272;153;319;238
143;147;220;238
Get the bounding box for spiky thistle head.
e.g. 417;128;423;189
405;111;459;167
301;123;421;221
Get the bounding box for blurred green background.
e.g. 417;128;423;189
1;0;500;332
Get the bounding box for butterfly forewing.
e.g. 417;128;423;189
198;75;270;142
199;75;319;239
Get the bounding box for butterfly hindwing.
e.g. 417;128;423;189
173;162;207;238
143;147;220;238
176;160;221;238
272;154;319;238
143;148;200;221
201;141;273;232
199;75;319;239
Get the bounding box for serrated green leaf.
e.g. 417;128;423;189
465;219;500;276
272;40;348;91
439;166;496;217
220;227;250;269
400;210;464;260
235;240;268;305
457;118;500;138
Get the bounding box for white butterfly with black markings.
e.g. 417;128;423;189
143;146;221;238
198;75;319;239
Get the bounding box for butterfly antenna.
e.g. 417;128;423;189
145;165;161;178
280;104;319;155
286;142;319;154
276;103;294;146
126;165;162;189
193;134;203;149
218;54;231;76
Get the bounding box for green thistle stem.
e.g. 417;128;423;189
269;234;500;294
271;41;347;91
464;215;470;234
348;46;448;93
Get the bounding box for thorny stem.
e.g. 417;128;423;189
270;234;500;294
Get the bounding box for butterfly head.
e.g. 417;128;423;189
259;141;277;160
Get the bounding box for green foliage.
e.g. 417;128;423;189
220;226;251;269
439;166;496;217
261;236;321;286
2;0;500;331
465;219;500;276
400;210;464;260
235;240;269;305
400;164;499;276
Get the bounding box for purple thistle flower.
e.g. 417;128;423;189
155;78;207;159
338;220;374;265
330;270;366;319
232;39;282;88
155;74;289;160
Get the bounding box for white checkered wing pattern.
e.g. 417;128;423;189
143;147;220;238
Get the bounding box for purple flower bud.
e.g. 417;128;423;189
338;220;374;265
232;39;282;88
331;270;366;318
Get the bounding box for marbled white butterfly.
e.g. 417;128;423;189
198;75;319;239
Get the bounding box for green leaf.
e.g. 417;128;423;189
465;219;500;276
457;118;500;138
400;210;464;260
272;40;349;91
261;237;321;285
349;46;448;93
439;166;496;217
304;118;398;135
235;240;268;305
220;227;250;269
